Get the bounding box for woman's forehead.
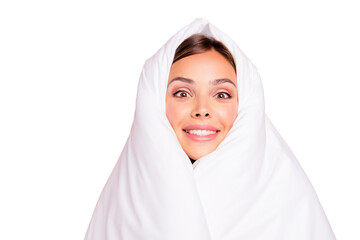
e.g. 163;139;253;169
167;77;237;88
167;50;237;87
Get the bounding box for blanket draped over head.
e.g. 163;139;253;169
85;18;335;239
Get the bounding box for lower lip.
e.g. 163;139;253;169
183;130;219;142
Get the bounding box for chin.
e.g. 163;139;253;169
186;146;216;160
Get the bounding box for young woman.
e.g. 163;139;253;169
166;34;238;164
85;18;335;239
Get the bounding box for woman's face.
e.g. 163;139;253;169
166;49;238;160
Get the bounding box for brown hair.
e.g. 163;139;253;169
172;34;236;73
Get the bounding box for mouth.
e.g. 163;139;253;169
183;129;220;136
182;125;220;141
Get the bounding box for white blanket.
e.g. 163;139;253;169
85;18;335;239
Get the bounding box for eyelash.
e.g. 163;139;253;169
173;90;191;98
173;90;232;99
216;92;232;99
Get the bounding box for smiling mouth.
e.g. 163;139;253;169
183;129;220;136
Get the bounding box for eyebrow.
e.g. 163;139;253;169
167;77;237;88
168;77;194;86
212;78;237;87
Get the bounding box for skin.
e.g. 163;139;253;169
166;49;238;161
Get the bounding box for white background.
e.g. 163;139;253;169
1;0;359;239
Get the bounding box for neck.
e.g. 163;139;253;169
189;157;196;164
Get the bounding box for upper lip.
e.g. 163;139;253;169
183;125;220;131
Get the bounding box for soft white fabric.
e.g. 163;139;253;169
85;18;335;239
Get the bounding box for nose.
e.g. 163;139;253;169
191;98;212;119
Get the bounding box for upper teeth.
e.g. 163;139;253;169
186;130;217;136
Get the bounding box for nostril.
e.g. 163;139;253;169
194;113;210;117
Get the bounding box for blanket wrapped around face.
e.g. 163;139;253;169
85;18;335;240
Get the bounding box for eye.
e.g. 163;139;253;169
215;92;232;99
173;90;191;98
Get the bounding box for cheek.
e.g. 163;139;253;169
166;100;187;129
216;103;238;128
